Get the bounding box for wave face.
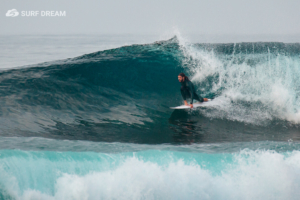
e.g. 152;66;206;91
1;145;300;200
1;37;300;143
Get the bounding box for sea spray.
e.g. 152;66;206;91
178;41;300;124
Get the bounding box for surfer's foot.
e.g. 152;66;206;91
203;98;209;102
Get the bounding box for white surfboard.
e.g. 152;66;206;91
170;99;212;109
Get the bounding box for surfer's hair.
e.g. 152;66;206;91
178;73;190;81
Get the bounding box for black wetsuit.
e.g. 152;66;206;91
181;80;203;104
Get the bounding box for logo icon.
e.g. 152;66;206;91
6;9;19;17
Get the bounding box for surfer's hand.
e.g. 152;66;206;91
184;100;189;106
190;104;193;108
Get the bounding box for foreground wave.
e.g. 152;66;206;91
1;145;300;200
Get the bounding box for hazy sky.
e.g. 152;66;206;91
1;0;300;36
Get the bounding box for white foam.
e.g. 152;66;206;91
5;150;300;200
175;36;300;124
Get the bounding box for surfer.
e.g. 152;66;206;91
178;72;208;108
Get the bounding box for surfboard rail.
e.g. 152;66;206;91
170;99;212;109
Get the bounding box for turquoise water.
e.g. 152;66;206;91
1;141;300;200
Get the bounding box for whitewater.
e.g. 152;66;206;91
0;34;300;200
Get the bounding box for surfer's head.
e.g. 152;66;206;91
178;73;189;82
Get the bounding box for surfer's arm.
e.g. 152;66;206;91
187;82;195;104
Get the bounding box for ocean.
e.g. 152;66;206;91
0;34;300;200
